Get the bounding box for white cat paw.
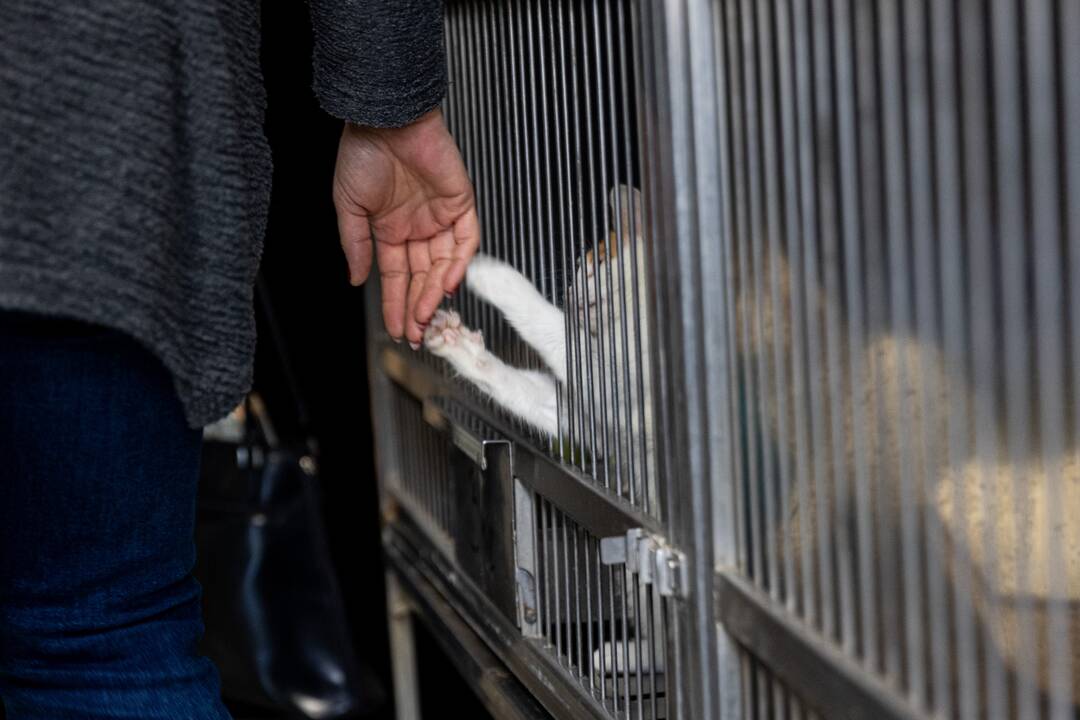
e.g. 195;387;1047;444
423;309;485;360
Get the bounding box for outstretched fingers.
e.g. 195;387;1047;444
444;205;481;293
376;240;410;343
404;240;431;347
413;228;455;326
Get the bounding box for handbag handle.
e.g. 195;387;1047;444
255;274;318;457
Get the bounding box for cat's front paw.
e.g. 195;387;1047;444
423;309;485;360
465;254;522;304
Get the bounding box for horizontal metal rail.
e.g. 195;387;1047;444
714;571;923;720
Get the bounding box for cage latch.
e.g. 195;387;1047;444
600;529;687;599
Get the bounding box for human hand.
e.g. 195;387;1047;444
332;108;479;346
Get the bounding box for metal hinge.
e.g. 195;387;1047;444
599;529;688;599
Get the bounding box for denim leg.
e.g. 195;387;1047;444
0;314;233;720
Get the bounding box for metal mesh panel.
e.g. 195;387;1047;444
708;0;1080;717
441;0;660;517
391;387;455;541
532;493;670;719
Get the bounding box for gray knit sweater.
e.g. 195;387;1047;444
0;0;446;427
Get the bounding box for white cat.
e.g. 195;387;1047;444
423;185;658;509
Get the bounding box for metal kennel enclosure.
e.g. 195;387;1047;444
367;1;1080;719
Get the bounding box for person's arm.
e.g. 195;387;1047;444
310;1;479;347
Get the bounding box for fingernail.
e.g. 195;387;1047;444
391;336;402;344
409;342;420;351
444;292;453;299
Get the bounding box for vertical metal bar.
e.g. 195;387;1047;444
513;0;547;450
527;488;543;637
768;671;781;720
580;0;615;493
620;565;632;717
937;0;978;710
540;494;551;643
509;0;529;381
646;586;658;720
455;5;479;351
713;0;749;587
623;0;652;515
810;0;858;658
510;0;531;286
563;0;603;482
756;0;796;617
852;0;882;673
740;0;778;601
555;0;578;456
386;574;421;720
773;0;811;619
549;499;563;658
755;659;768;720
573;522;584;678
791;689;803;720
527;0;566;457
991;0;1038;714
464;0;485;333
725;0;763;594
1026;2;1071;716
595;540;607;704
955;0;1007;715
608;564;620;714
601;0;638;508
423;422;437;529
499;0;521;375
658;596;670;719
514;0;539;295
905;0;952;711
740;653;753;720
584;531;595;693
487;0;503;360
791;0;833;635
879;0;926;701
864;0;907;677
591;0;626;500
488;2;510;359
831;0;865;660
467;0;492;341
632;573;644;720
494;0;511;358
561;506;573;667
551;0;587;469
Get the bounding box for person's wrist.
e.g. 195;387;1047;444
345;107;443;142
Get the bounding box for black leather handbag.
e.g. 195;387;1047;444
193;279;382;718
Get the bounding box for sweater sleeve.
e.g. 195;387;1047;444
310;0;447;128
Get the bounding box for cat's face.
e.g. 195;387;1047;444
570;185;645;336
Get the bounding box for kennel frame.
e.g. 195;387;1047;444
367;0;1080;719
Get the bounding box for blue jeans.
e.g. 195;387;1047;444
0;313;232;719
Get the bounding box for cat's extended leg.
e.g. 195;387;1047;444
465;255;568;384
424;310;560;436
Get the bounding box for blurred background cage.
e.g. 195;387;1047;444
367;1;1080;719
